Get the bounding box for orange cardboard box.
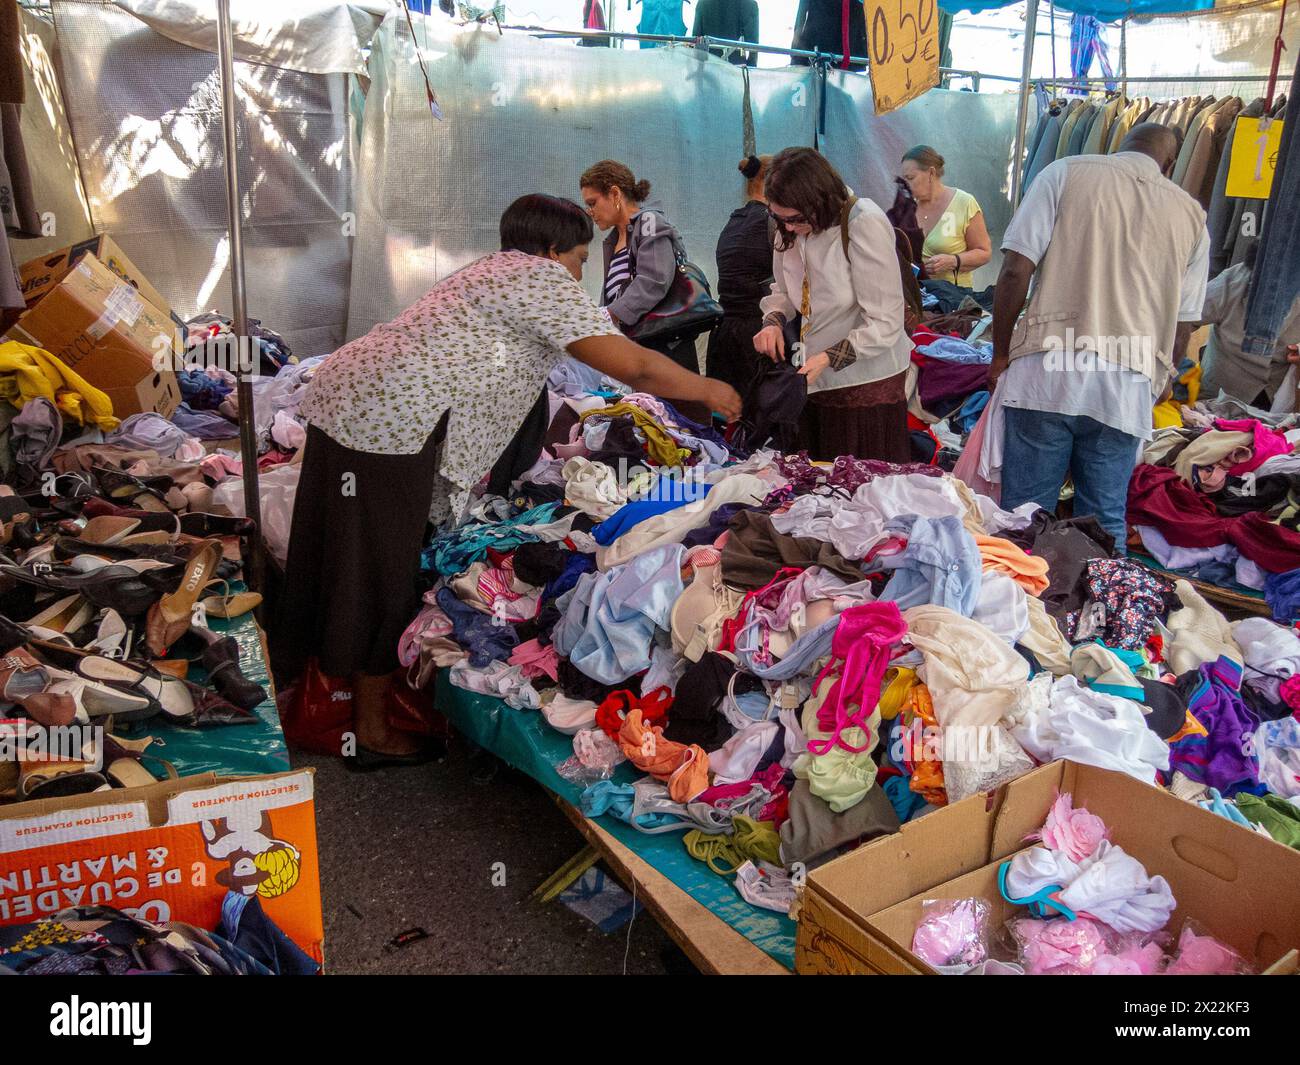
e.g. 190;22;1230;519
0;769;323;968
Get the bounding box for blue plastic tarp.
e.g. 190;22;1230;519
938;0;1213;21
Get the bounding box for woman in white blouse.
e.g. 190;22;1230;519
753;148;913;463
280;195;740;770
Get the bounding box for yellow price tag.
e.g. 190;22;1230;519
864;0;941;116
1225;115;1284;199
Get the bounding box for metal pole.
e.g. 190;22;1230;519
1010;0;1040;210
215;0;264;590
1121;14;1128;100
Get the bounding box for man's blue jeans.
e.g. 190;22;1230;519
999;406;1139;548
1244;56;1300;355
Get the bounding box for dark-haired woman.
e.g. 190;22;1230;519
580;160;699;372
706;154;774;394
279;194;740;769
754;147;912;463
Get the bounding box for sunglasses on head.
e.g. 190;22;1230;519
768;207;809;226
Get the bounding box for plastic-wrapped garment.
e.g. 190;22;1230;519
552;544;685;684
911;898;991;971
1011;675;1170;785
212;462;300;566
734;861;797;915
1164;924;1254;975
448;659;539;710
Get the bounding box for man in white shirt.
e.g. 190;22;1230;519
988;123;1210;547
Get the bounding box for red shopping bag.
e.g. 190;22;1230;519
278;660;451;755
277;658;355;756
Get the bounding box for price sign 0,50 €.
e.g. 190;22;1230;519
865;0;940;115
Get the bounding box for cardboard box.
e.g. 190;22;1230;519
0;769;323;968
795;761;1300;975
19;234;184;337
6;252;181;419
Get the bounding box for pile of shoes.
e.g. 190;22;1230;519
0;465;267;804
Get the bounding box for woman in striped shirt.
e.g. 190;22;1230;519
581;160;699;372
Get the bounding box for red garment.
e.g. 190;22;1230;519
594;686;672;739
1127;464;1300;574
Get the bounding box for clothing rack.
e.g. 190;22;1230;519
498;23;1021;87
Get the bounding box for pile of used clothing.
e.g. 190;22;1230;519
0;432;268;803
404;361;1300;918
1128;402;1300;618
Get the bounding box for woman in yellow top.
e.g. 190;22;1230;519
900;145;992;289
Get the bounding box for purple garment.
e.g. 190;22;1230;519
105;412;191;457
916;357;989;417
1169;657;1263;797
10;396;60;474
774;451;943;497
170;402;240;440
435;586;519;667
680;501;755;548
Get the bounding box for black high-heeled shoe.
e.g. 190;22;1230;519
91;466;174;506
187;625;267;710
0;563;163;616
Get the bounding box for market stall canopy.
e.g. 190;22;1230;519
110;0;389;73
938;0;1214;20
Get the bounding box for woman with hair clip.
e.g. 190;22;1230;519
580;159;700;372
706;153;774;392
753;147;913;462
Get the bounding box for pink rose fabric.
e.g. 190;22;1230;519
1026;791;1110;862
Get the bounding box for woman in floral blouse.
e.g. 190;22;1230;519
280;194;740;769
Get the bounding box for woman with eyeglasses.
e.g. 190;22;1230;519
753;147;913;462
900;145;991;289
581;159;699;372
